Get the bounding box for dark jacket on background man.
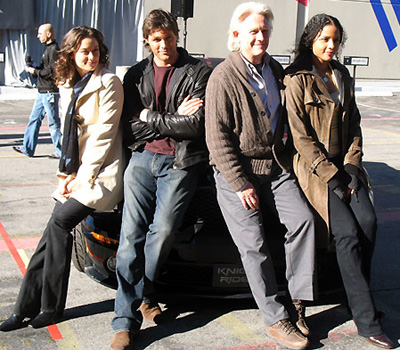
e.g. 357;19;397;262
121;47;211;170
33;41;59;93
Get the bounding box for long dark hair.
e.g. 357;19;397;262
54;26;109;85
294;13;347;60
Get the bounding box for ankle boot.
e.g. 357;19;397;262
293;299;310;337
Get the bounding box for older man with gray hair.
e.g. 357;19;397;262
205;3;315;349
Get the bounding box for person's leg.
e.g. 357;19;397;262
213;168;288;326
270;171;315;302
329;189;382;337
14;199;93;316
348;183;377;281
142;154;199;301
112;151;156;332
13;216;53;318
43;92;62;157
267;171;315;337
21;94;46;156
41;198;93;312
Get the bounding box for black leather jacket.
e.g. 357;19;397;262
121;48;211;170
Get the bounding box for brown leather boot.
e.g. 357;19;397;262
139;302;162;324
266;318;309;349
293;299;310;337
111;331;137;350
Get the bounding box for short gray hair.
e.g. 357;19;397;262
227;2;274;52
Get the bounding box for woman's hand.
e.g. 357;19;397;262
328;176;350;203
59;175;76;199
344;164;360;192
237;182;259;210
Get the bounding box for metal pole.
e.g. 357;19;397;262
183;18;188;49
295;2;309;44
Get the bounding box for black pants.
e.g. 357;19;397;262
14;199;93;317
329;183;382;337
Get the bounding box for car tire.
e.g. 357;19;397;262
71;222;87;273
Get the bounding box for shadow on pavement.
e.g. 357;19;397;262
61;299;115;321
365;161;400;347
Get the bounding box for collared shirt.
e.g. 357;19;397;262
240;53;280;133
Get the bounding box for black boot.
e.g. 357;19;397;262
0;314;26;331
29;310;63;329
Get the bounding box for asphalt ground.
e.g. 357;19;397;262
0;96;399;350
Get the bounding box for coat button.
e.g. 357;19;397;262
251;92;256;97
260;111;266;116
266;164;271;169
88;175;96;187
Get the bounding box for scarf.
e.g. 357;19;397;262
59;71;93;174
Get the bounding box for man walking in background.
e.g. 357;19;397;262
13;23;62;159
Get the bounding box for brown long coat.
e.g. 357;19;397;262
284;58;364;229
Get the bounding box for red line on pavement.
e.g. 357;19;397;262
0;236;41;251
0;222;27;275
0;126;50;130
47;324;63;340
0;222;63;341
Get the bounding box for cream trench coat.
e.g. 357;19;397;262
54;65;124;211
284;59;364;230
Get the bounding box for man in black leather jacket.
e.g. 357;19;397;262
111;9;211;350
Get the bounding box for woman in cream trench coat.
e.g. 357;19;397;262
56;61;124;210
284;14;393;349
0;26;124;332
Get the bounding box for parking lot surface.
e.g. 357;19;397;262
0;95;399;349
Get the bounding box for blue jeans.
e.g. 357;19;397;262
21;92;62;157
112;150;199;332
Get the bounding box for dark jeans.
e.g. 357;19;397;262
329;183;382;337
14;199;93;317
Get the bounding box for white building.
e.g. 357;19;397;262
1;0;399;86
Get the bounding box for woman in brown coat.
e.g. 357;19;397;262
284;14;393;349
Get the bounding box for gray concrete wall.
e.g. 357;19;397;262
144;0;400;80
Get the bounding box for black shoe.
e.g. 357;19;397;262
0;314;26;332
29;311;63;329
48;153;60;159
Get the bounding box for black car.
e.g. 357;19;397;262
71;167;254;297
71;164;346;298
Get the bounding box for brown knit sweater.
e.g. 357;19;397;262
205;52;291;192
